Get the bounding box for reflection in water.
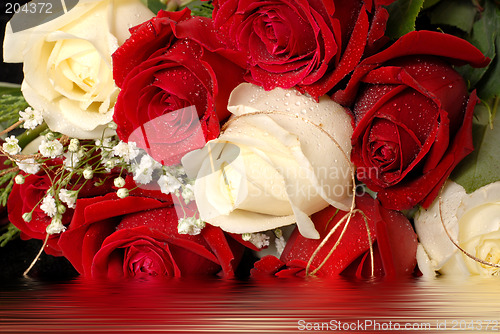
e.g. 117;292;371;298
1;276;500;333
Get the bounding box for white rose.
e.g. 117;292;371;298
182;83;353;240
3;0;154;138
415;180;500;276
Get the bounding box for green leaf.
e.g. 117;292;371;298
384;0;425;39
144;0;167;14
0;223;20;247
456;0;498;93
429;0;477;33
476;29;500;100
422;0;441;10
0;172;16;207
187;0;213;18
0;83;28;129
452;100;500;193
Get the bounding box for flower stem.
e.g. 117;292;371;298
17;122;48;149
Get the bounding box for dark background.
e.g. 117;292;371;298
0;2;78;281
0;0;26;84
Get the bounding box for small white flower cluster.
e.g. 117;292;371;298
242;232;271;249
35;191;67;235
112;140;140;164
2;135;21;155
16;158;40;174
177;216;205;236
132;154;162;185
10;123;205;238
273;229;287;257
39;136;64;158
157;165;195;203
19;107;43;130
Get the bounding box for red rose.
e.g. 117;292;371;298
7;169;115;256
112;9;245;166
212;0;392;99
250;194;417;279
57;193;245;279
332;31;490;210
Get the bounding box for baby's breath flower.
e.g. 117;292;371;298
242;233;270;249
57;204;66;214
105;159;117;170
14;174;25;184
3;135;21;155
19;107;43;130
62;151;81;171
181;183;195;204
114;176;126;188
112;141;140;163
40;193;57;217
39;138;63;158
133;155;161;185
68;138;79;152
16;158;40;174
45;132;55;141
107;121;117;130
275;235;286;257
83;167;94;180
46;215;66;235
178;216;205;235
117;188;129;198
58;189;78;209
22;212;32;222
158;173;182;195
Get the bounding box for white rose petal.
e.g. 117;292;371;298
3;0;154;138
182;83;353;239
415;180;500;276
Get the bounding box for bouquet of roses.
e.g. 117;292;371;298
0;0;498;280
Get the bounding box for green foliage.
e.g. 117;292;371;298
429;0;477;33
456;0;500;101
140;0;166;14
384;0;425;39
188;0;213;18
0;84;28;129
422;0;441;10
452;99;500;193
0;223;20;247
0;170;16;208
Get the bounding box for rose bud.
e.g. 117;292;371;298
211;0;394;99
182;83;353;240
333;31;490;210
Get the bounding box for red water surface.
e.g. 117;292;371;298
1;276;500;333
